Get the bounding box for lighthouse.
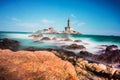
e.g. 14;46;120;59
65;18;73;33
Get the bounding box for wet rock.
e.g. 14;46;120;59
79;51;93;58
53;49;77;65
66;44;85;49
41;37;51;40
74;40;82;42
105;45;118;52
0;38;19;51
52;37;57;40
97;45;120;64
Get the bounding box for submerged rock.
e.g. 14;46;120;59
74;40;82;42
0;38;19;51
41;37;51;40
105;45;118;52
66;44;85;49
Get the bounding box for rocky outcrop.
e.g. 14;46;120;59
0;48;120;80
75;58;120;80
43;48;120;80
49;49;120;80
66;44;85;49
97;45;120;64
105;45;118;52
0;38;19;51
0;49;78;80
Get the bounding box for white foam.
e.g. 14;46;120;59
3;33;32;39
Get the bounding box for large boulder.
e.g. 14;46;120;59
0;49;78;80
0;38;19;51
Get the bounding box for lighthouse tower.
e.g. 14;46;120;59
65;18;73;33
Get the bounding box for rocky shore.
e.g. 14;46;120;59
0;38;19;51
0;38;120;80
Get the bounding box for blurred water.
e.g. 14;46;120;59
0;31;120;54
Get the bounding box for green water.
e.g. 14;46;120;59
0;31;120;53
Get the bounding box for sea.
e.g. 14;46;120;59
0;31;120;55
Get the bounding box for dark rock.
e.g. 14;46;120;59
113;70;120;79
13;46;120;80
41;37;51;40
105;45;118;52
26;46;36;51
79;51;94;58
97;45;120;64
47;49;77;65
66;44;85;49
0;38;19;51
74;40;82;42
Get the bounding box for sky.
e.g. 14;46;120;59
0;0;120;35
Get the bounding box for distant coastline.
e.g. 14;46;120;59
0;31;120;37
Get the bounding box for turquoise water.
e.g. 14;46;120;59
0;31;120;54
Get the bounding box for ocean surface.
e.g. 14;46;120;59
0;31;120;54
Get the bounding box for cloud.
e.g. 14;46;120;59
72;20;86;27
70;14;76;18
69;15;85;27
11;17;21;22
11;17;39;27
77;22;86;26
41;19;55;24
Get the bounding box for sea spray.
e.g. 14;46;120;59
0;31;120;54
